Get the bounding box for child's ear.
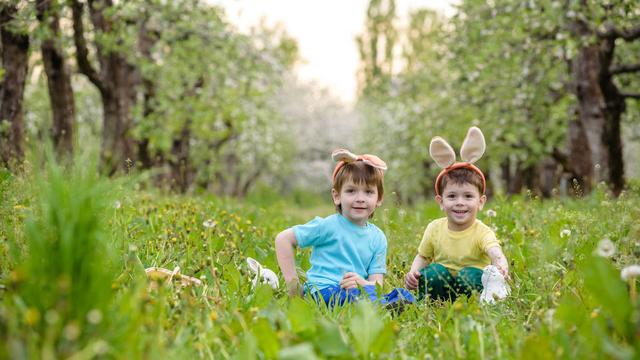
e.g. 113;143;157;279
331;188;341;206
435;195;443;210
479;194;487;210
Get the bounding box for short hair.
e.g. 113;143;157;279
332;161;384;213
438;167;484;195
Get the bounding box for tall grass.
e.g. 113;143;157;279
1;160;639;358
1;154;121;358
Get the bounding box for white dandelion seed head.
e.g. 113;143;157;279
486;209;497;218
621;265;640;281
544;308;555;325
202;219;216;229
114;200;121;209
595;238;616;258
560;229;571;238
87;309;103;325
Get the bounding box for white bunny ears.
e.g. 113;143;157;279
430;127;487;195
331;149;387;183
247;257;279;290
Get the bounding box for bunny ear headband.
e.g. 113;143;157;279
331;149;387;183
430;126;486;196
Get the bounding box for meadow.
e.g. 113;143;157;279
1;161;639;359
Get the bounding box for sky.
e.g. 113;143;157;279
211;0;457;104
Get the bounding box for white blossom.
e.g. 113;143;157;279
486;209;497;218
202;219;217;229
560;229;571;238
595;238;616;258
621;265;640;281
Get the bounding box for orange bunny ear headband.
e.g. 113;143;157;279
430;126;486;196
331;149;387;183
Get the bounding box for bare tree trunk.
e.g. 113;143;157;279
71;0;137;175
169;119;192;193
36;0;75;158
568;19;640;196
0;4;29;169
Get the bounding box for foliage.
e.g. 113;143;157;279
1;166;640;358
357;0;640;202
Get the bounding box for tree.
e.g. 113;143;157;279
71;0;139;175
36;0;75;158
0;2;29;169
356;0;397;98
568;7;640;195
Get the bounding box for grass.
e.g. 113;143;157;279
1;161;639;359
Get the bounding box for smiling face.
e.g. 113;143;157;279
332;179;382;226
436;181;486;231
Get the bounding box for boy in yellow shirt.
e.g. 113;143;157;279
404;127;509;301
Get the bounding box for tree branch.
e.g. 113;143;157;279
598;23;640;41
621;92;640;99
610;63;640;75
70;0;104;93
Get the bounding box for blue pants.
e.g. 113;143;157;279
306;285;415;308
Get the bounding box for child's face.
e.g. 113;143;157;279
332;179;382;226
436;182;486;231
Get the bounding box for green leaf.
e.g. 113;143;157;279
278;343;319;360
348;301;385;357
287;298;316;335
314;319;350;357
252;318;279;359
581;256;632;337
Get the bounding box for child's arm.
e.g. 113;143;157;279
487;246;510;280
340;273;383;289
405;254;430;290
275;229;302;297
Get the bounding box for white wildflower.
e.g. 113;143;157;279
87;309;103;325
202;219;217;229
595;238;616;258
114;200;121;209
544;308;555;326
560;229;571;238
486;209;497;218
620;265;640;281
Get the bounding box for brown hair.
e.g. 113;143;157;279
332;161;384;213
437;167;484;195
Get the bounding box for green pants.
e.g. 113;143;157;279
418;263;483;301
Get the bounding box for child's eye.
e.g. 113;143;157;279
366;189;375;194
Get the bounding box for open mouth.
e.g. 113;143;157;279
452;209;468;215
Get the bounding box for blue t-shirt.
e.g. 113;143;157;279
292;213;387;291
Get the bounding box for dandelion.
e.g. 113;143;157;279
621;265;640;281
114;200;122;209
486;209;497;218
203;219;217;229
87;309;103;325
595;238;616;258
621;264;640;304
560;229;571;238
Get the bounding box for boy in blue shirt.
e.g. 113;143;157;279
275;149;412;307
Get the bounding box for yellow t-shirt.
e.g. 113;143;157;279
418;218;500;272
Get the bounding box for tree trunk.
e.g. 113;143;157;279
36;0;75;158
71;0;137;175
566;117;593;194
169;119;192;193
0;4;29;169
570;19;630;196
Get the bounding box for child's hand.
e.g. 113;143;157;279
285;278;302;297
405;270;421;290
497;266;510;281
340;272;367;289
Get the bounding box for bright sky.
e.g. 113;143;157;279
212;0;457;104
